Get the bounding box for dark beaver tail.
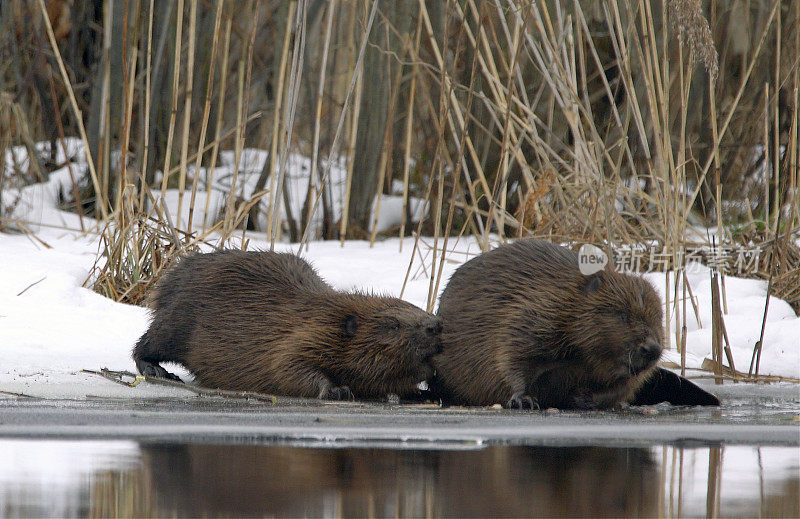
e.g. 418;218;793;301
630;368;719;406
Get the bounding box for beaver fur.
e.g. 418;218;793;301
433;239;675;409
133;250;442;400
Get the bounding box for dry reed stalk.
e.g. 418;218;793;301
98;0;112;209
119;44;139;210
221;59;246;240
750;246;776;377
602;3;652;163
368;27;406;247
46;76;84;230
398;15;423;252
159;0;185;204
35;0;107;219
687;0;780;210
339;72;361;245
404;1;490;245
271;0;308;247
426;158;445;313
299;0;378;248
117;0;134;215
400;144;442;300
793;3;800;230
482;1;524;242
237;1;259;247
139;0;155;210
425;0;460;312
339;0;364;246
772;2;781;234
187;0;224;236
431;8;484;309
265;0;297;243
763;84;770;227
201;16;232;232
676;32;695;358
770;103;781;234
304;0;336;250
710;266;724;385
219;1;258;243
465;0;536;195
175;0;198;230
419;0;495;229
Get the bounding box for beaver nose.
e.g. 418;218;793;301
632;339;662;373
425;317;443;336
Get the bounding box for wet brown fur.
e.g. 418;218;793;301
133;250;442;400
433;239;664;409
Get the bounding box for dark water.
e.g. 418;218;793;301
0;440;797;518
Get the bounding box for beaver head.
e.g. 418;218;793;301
331;294;443;394
561;270;664;389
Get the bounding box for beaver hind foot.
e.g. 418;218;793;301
320;385;354;401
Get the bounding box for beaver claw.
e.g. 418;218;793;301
322;386;354;401
136;360;183;383
506;393;539;410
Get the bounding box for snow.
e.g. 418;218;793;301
645;266;800;378
149;148;427;233
1;139;798;399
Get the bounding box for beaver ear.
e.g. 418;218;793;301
583;272;604;294
344;315;359;337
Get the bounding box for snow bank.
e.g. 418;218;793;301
1;226;796;399
645;267;800;378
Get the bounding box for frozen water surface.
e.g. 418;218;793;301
0;382;797;517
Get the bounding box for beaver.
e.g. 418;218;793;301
133;250;443;400
432;239;718;409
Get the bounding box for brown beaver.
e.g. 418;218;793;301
432;239;717;409
133;250;443;400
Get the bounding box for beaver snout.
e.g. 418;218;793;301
417;316;443;357
425;317;443;336
631;338;662;374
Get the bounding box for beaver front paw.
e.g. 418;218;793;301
136;360;183;382
506;392;539;410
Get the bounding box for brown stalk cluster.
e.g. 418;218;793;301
668;0;720;82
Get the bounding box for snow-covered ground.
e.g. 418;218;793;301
1;139;798;398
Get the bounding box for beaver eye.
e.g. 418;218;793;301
384;319;401;331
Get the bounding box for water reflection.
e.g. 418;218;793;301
141;445;657;517
0;440;796;518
